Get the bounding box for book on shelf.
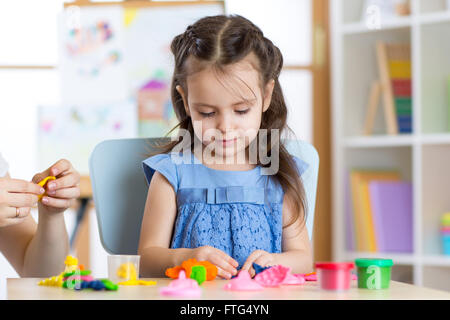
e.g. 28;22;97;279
369;181;413;253
348;169;412;253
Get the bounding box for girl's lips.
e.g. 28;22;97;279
221;138;237;147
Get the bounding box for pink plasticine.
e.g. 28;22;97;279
254;265;290;287
223;270;264;291
62;275;94;282
159;270;201;297
282;273;306;285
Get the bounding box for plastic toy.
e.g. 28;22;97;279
65;279;119;291
165;258;217;281
38;255;82;287
63;270;91;277
159;270;202;297
38;255;120;292
63;275;94;282
37;176;56;201
315;262;355;291
254;265;290;287
354;258;393;290
190;265;206;285
223;270;264;291
63;255;79;273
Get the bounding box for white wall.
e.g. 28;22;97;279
225;0;313;142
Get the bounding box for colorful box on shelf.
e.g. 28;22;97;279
441;213;450;255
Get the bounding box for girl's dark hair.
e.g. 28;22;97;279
151;14;307;229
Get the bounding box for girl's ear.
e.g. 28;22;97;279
176;85;190;117
262;79;275;113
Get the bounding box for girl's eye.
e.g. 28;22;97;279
199;112;215;118
235;109;249;115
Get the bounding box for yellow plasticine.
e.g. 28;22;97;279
64;255;78;266
118;279;156;286
37;176;56;201
117;263;137;281
63;255;80;273
38;275;63;287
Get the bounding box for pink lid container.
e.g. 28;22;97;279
315;262;355;291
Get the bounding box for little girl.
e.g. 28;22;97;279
138;15;313;279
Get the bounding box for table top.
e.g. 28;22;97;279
7;278;450;300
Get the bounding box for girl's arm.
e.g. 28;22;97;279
138;171;238;278
275;192;314;274
138;171;187;277
241;193;313;275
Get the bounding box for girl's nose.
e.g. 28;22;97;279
216;113;234;135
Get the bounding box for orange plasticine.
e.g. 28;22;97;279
165;266;184;279
165;259;218;281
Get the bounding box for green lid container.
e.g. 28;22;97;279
355;258;393;289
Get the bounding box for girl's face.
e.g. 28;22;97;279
177;54;275;162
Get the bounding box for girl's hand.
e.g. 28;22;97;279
32;159;81;215
0;177;43;227
192;245;239;279
241;250;276;277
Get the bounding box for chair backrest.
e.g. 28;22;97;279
89;138;319;254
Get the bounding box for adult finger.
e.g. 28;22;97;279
32;159;74;185
0;178;43;195
46;187;80;199
41;196;76;209
4;216;28;227
46;173;80;191
48;159;73;177
0;206;31;220
6;193;38;208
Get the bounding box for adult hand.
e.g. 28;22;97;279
32;159;81;215
192;245;239;279
0;177;43;227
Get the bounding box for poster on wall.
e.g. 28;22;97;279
59;6;127;105
37;100;137;175
45;3;223;173
122;4;223;137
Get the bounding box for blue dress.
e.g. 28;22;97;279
142;151;308;268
